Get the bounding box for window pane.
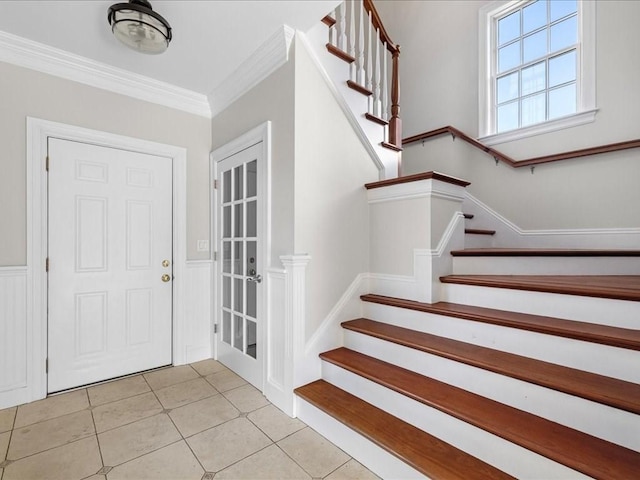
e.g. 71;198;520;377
246;201;257;238
233;241;243;275
234;203;243;237
497;72;519;103
498;10;520;45
549;50;576;87
521;61;546;96
550;16;576;52
497;101;519;132
550;0;577;22
247;320;257;359
523;30;547;63
234;278;243;313
233;165;243;201
223;241;231;273
498;41;520;73
523;1;546;34
246;160;257;197
223;170;231;203
549;83;576;119
223;206;231;238
233;315;243;351
223;276;231;308
521;93;546;127
222;311;231;344
247;280;256;318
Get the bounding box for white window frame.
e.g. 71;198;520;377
478;0;597;145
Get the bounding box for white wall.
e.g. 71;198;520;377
0;61;212;265
375;0;640;232
293;38;379;340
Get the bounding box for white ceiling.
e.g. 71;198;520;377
0;0;339;95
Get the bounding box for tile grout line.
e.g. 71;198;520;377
87;387;107;477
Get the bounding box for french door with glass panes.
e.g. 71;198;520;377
216;142;263;389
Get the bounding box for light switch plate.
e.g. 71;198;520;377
197;240;209;252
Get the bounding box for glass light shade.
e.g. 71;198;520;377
108;0;172;54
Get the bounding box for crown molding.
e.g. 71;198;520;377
0;30;211;118
208;25;295;117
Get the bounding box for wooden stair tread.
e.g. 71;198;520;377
365;113;388;126
342;318;640;415
441;274;640;302
326;43;355;63
347;80;373;96
295;379;514;480
365;171;470;189
465;228;495;235
451;248;640;257
320;348;640;480
463;213;474;219
361;293;640;351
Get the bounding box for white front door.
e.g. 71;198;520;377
215;142;264;389
47;138;173;392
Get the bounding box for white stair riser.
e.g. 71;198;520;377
441;283;639;328
344;331;640;452
362;302;640;383
295;396;427;479
322;362;590;480
463;233;495;249
452;256;640;275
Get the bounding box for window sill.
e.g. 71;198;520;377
479;108;599;146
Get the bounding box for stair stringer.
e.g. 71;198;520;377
301;24;399;179
463;192;640;249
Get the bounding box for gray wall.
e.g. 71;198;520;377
0;61;211;265
375;0;640;230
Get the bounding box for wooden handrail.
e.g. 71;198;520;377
363;0;399;54
403;126;640;168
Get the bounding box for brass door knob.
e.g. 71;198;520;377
161;274;171;282
162;259;170;267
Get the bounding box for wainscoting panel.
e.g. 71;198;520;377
0;267;28;409
183;260;213;364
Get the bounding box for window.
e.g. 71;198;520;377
479;0;596;144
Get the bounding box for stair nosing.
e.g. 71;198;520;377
361;293;640;351
341;318;640;415
464;228;496;235
295;379;515;480
321;347;640;480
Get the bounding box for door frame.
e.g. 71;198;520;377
210;121;271;391
26;117;187;402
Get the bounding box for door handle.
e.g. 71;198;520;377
161;274;171;282
247;274;262;284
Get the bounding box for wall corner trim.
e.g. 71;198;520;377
208;25;295;117
0;30;211;118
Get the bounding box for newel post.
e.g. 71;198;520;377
389;46;402;148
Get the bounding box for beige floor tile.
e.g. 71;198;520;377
98;413;181;467
8;409;95;460
190;358;228;376
0;431;10;462
87;375;150;406
278;427;350;478
154;378;217;409
223;384;270;413
3;436;102;480
325;459;380;479
205;369;247;392
14;389;88;428
187;417;271;472
247;404;305;442
0;407;16;433
143;365;199;391
108;440;204;480
92;392;163;433
215;444;311;480
169;394;239;437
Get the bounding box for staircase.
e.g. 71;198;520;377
294;173;640;479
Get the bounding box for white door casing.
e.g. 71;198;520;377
47;138;173;392
211;122;271;392
26;118;187;405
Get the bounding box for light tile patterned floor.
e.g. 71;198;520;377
0;360;379;480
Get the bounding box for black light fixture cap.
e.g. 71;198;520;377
107;0;173;42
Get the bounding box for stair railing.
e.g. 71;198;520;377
404;126;640;172
324;0;402;149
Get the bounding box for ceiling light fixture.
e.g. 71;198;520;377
107;0;172;54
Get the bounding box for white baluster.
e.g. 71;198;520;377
338;3;347;51
373;28;382;117
329;9;336;47
382;43;389;120
366;12;373;113
348;0;356;80
356;1;365;86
